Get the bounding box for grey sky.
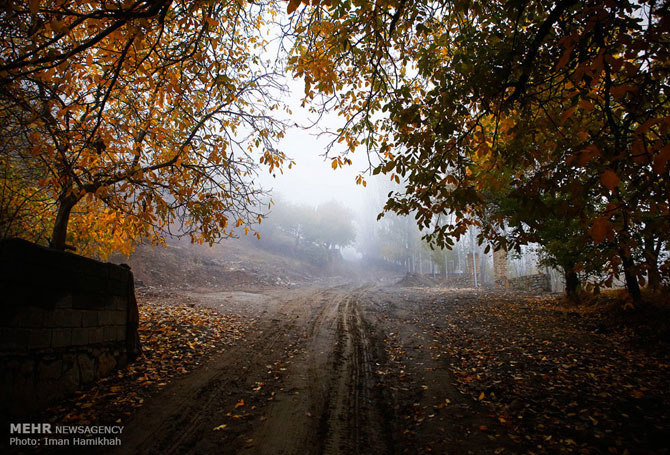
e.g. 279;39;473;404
259;80;376;215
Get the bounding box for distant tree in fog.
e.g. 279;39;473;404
308;201;356;251
260;198;355;257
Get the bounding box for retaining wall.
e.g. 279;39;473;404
0;238;141;416
508;273;552;293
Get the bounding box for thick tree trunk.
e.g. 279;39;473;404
51;196;77;251
564;269;580;304
643;238;661;291
620;251;643;306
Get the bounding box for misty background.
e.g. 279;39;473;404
234;78;559;290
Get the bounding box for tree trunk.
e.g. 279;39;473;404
643;237;661;291
51;195;77;251
564;269;580;304
444;251;448;280
620;251;643;306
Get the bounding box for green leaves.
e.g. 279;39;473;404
290;0;670;298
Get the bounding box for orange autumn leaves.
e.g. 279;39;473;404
1;1;289;255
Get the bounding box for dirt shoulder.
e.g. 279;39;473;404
365;287;670;455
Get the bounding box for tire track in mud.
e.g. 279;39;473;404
241;285;390;455
110;287;335;455
115;285;536;455
235;287;341;455
112;284;392;455
319;293;389;455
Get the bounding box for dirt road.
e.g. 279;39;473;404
110;285;670;455
109;285;496;454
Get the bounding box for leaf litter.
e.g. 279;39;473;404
432;290;670;454
41;291;247;426
367;287;670;454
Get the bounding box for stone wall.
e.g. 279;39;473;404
508;273;552;293
0;239;141;416
443;272;475;288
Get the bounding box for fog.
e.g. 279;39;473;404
249;80;553;289
255;79;385;262
258;81;374;215
262;126;371;213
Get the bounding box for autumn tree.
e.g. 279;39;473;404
0;0;290;257
488;187;598;302
288;0;670;303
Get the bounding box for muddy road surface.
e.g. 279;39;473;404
111;284;507;455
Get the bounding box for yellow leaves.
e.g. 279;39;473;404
604;53;623;73
591;51;605;75
355;174;367;187
260;150;286;174
28;130;42;144
212;424;227;431
56;105;75;120
95;186;109;197
433;398;450;409
50;20;68;35
578;99;595;111
556;44;573;70
330;156;352;170
600;170;620;192
635;118;660;134
576;130;590;142
560;106;577;125
157;92;165;109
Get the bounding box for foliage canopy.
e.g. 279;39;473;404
1;0;668;302
0;0;289;257
289;0;670;300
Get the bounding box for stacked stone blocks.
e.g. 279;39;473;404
0;238;140;416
